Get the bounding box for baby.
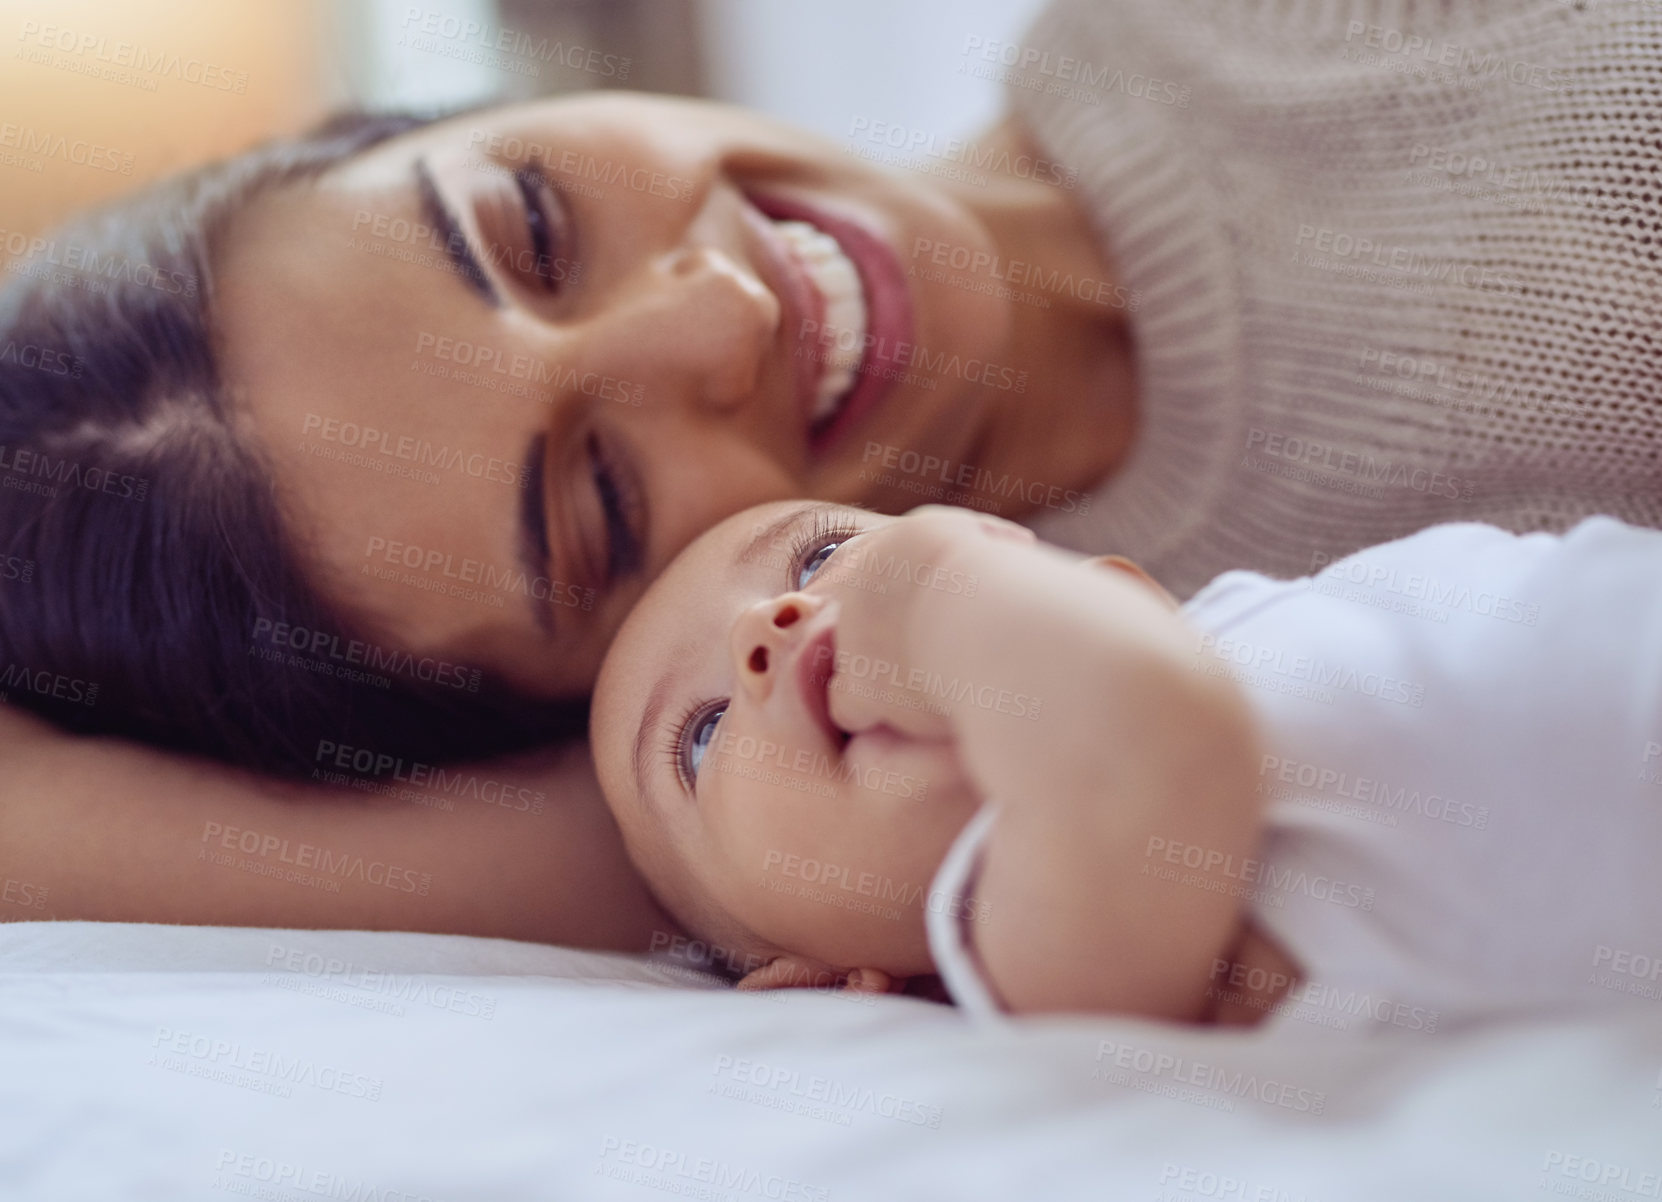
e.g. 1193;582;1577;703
590;502;1662;1027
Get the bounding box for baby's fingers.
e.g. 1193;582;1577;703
825;662;956;744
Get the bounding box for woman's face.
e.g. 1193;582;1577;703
215;92;1012;698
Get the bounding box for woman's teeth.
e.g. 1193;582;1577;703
774;219;868;426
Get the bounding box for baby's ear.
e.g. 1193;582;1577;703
1086;554;1179;610
735;956;901;996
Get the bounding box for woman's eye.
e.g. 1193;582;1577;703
588;432;644;584
513;162;572;293
684;705;726;781
797;541;844;590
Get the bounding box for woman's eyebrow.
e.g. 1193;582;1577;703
413;156;500;307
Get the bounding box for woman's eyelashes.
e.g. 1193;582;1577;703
586;432;645;585
512;158;573;294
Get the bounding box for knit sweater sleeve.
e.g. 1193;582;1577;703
1002;0;1662;598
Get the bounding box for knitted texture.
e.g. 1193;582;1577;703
1011;0;1661;597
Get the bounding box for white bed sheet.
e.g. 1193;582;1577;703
3;921;1660;1202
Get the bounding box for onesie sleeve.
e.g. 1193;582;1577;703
924;801;1006;1019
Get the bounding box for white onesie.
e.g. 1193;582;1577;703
926;518;1662;1031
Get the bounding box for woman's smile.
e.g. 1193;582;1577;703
746;187;917;456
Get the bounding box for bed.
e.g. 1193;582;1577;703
3;920;1659;1201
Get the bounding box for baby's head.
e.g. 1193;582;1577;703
590;501;993;988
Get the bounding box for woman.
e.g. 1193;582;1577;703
2;0;1656;950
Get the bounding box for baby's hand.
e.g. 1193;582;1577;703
816;506;1033;743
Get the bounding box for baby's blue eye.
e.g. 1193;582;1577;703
797;541;844;590
685;706;726;780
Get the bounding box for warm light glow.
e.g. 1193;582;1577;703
0;0;328;237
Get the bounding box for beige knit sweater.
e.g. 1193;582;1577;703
1008;0;1660;597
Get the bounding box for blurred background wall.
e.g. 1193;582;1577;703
0;0;1047;239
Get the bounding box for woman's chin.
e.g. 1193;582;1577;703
818;389;991;510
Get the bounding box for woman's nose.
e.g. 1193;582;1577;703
610;243;780;414
729;591;827;701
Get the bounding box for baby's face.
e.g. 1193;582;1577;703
591;501;984;977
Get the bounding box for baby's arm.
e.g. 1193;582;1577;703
831;511;1263;1019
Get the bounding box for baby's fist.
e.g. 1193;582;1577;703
815;506;1027;740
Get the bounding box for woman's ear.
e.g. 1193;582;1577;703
735;956;901;995
1086;554;1179;610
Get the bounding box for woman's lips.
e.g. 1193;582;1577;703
746;190;915;459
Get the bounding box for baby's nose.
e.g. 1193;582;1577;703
729;592;824;697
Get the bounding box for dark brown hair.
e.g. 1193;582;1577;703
0;111;584;776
